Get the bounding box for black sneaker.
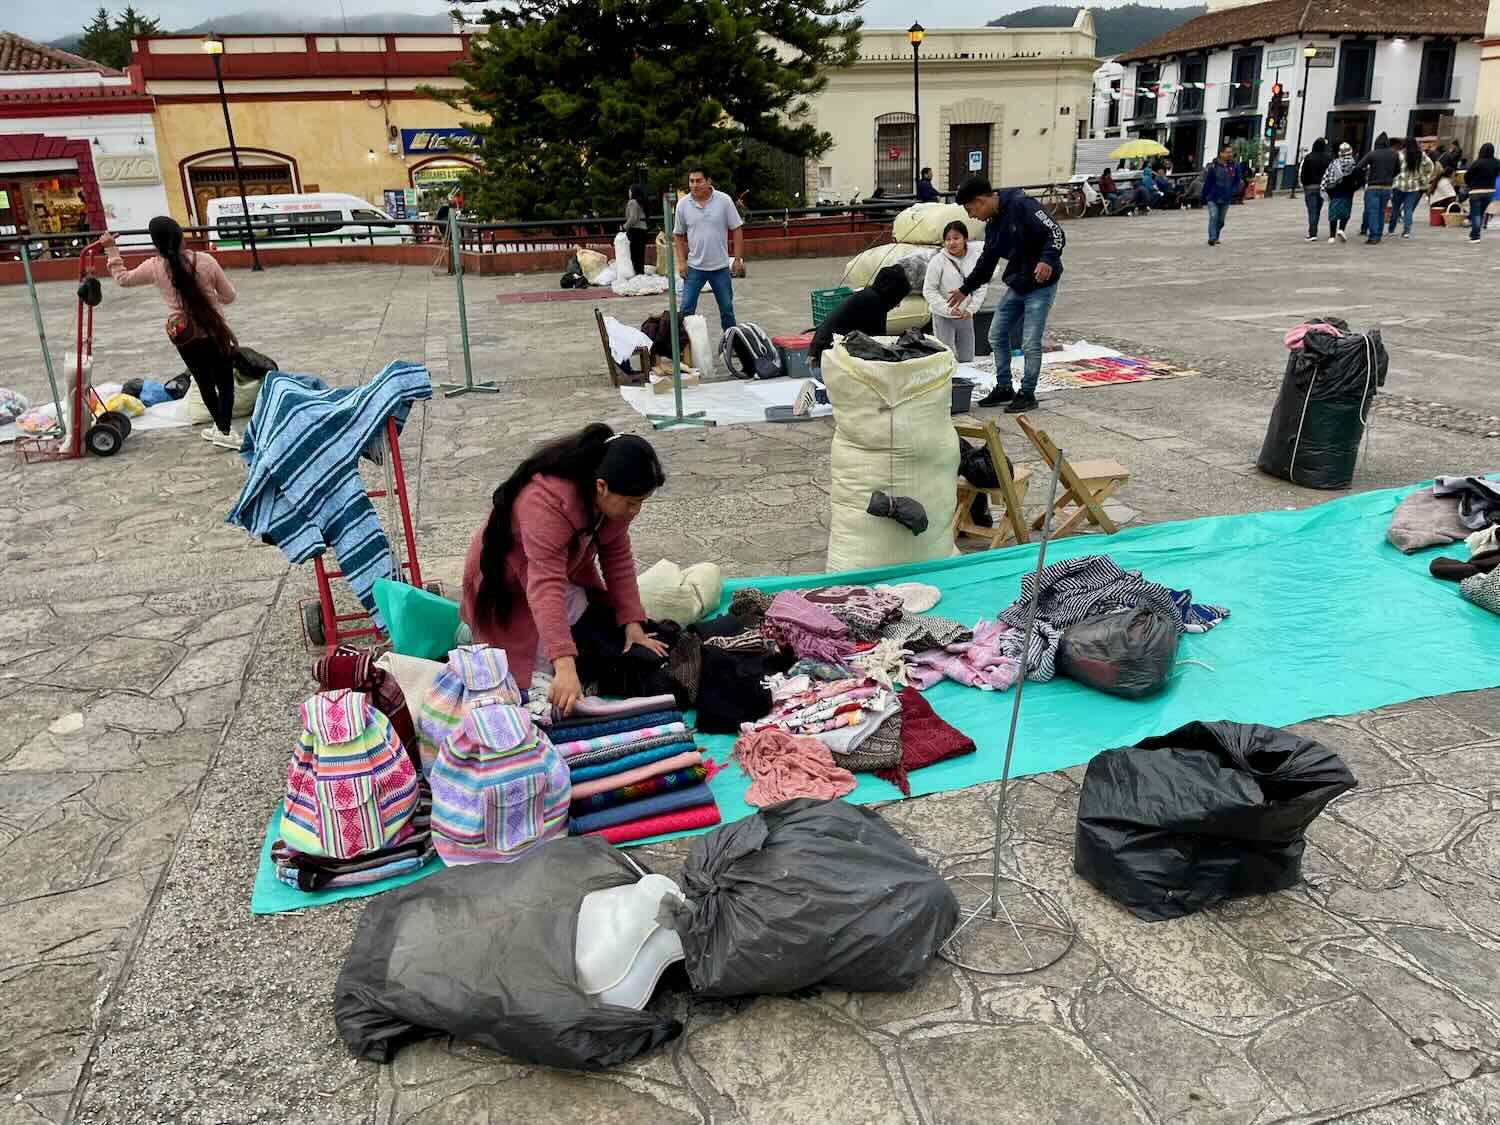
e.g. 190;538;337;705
1004;392;1038;414
977;385;1014;407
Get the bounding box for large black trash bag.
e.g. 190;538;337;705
334;837;681;1069
666;799;959;997
1258;319;1387;490
1058;606;1179;699
1074;721;1357;921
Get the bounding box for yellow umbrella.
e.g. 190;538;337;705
1109;139;1170;159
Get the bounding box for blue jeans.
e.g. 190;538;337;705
1206;201;1228;242
1388;190;1419;235
1363;189;1391;241
1470;193;1492;240
1304;188;1324;237
679;266;736;328
987;284;1058;397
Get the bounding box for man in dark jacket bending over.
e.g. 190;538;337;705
949;175;1064;413
794;264;911;414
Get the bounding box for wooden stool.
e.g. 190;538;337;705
952;420;1032;549
1015;415;1130;538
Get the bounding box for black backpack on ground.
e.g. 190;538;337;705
720;323;782;380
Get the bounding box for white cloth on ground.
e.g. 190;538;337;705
875;582;942;613
604;316;654;363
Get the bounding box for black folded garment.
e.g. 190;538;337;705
842;328;946;363
868;490;929;535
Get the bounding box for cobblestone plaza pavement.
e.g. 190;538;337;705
2;196;1498;1123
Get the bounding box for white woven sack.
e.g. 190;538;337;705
577;247;610;283
613;231;637;282
824;336;959;572
891;203;984;246
885;293;935;335
844;243;935;290
181;372;262;425
637;559;723;626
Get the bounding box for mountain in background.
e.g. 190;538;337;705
990;4;1206;57
51;10;453;51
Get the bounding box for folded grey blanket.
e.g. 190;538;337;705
1386;488;1471;554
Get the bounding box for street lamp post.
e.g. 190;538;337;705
908;23;924;195
1290;45;1317;199
203;34;262;271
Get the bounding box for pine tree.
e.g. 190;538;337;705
438;0;861;220
76;7;118;68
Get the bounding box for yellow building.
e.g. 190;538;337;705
1479;0;1500;132
808;16;1099;199
133;33;478;224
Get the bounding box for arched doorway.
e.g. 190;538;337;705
179;147;299;225
408;156;479;216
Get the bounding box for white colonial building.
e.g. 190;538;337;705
1115;0;1483;182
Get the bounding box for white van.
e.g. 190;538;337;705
206;193;412;248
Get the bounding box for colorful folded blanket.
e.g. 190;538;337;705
568;740;696;783
545;709;683;742
569;764;710;814
568;781;715;835
568;750;703;800
539;693;678;726
553;721;688;760
587;802;722;844
563;731;697;771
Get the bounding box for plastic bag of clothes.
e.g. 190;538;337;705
334;837;681;1068
666;798;958;996
1257;318;1387;490
1074;721;1356;921
1057;606;1179;699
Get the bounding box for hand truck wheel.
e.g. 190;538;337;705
302;602;326;646
103;409;132;438
85;417;124;457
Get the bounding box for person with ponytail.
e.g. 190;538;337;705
100;216;241;449
460;424;668;716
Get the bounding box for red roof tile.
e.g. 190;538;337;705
1118;0;1483;63
0;31;118;74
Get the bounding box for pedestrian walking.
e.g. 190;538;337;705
1464;143;1498;243
622;184;649;276
673;165;744;328
100;217;242;450
950;174;1065;415
1389;137;1435;240
1202;144;1242;246
1299;138;1332;242
1355;133;1399;244
1321;142;1359;243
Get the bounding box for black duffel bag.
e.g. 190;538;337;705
1074;721;1356;921
1257;319;1386;490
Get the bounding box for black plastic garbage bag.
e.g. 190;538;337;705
1258;319;1387;490
1074;721;1357;921
1058;607;1179;699
334;837;681;1069
666;798;959;997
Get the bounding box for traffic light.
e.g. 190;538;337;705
1264;82;1288;141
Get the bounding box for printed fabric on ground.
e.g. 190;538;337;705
801;585;906;640
226;362;432;627
875;687;978;796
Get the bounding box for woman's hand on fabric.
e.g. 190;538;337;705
624;622;670;658
549;658;583;717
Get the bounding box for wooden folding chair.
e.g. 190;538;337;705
952;420;1032;549
594;307;650;388
1014;414;1130;538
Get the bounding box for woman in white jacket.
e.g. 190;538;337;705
922;221;987;362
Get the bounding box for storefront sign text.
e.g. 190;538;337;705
95;153;162;187
400;129;482;156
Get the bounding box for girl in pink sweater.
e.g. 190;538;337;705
100;216;241;449
460;424;668;716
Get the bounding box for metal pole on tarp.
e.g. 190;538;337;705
440;210;498;398
647;193;712;430
937;452;1077;977
20;247;65;439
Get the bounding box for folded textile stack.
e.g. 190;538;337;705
548;695;721;843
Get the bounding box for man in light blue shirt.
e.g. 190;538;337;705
673;165;744;328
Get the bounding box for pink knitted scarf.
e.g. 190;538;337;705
763;591;854;664
733;728;856;808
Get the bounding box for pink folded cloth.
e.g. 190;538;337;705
1283;321;1343;351
567;750;705;799
589;802;721;844
542;693;678;725
764;591;853;663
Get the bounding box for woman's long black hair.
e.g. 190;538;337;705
150;215;236;353
628;183;648;205
476;423;665;619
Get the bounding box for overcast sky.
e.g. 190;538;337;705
15;1;1184;44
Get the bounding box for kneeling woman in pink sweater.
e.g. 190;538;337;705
460;424;669;716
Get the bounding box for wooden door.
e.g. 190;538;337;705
948;124;992;190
